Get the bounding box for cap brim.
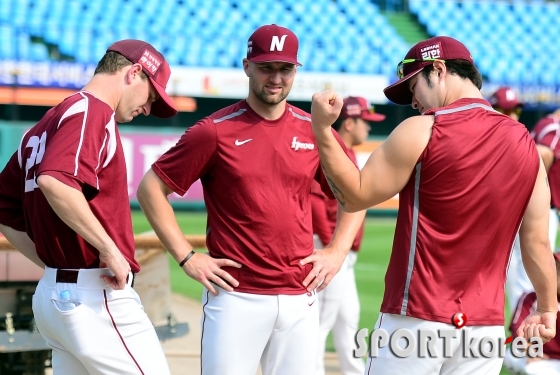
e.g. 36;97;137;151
500;102;524;110
249;55;302;66
361;112;386;122
149;77;178;118
383;67;424;105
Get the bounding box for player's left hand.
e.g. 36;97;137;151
517;310;556;346
311;90;343;132
300;246;347;292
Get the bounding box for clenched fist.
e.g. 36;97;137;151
311;90;344;132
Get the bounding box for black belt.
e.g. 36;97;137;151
56;269;134;287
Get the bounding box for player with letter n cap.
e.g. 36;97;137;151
0;39;177;374
137;24;363;375
310;35;557;374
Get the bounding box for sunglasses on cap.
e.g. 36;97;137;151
397;58;446;79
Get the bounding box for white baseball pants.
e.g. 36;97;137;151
33;267;169;375
506;208;558;313
364;313;504;375
504;348;560;374
315;250;364;375
200;286;319;375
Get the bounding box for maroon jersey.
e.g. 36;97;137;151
510;292;560;359
0;92;139;272
531;115;560;209
153;100;348;294
311;149;364;251
381;98;539;326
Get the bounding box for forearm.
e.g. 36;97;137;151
137;170;193;262
0;224;44;268
37;175;118;257
520;239;557;312
313;127;363;211
328;206;366;255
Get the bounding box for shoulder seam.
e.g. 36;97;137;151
213;109;247;123
288;107;311;122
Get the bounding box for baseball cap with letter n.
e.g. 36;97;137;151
107;39;178;118
247;24;302;66
384;36;474;105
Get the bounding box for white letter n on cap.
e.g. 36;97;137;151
270;35;288;51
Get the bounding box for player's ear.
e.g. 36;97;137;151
433;60;446;77
242;58;250;77
126;63;143;83
344;118;355;132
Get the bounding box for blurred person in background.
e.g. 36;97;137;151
313;96;384;375
507;101;560;313
505;253;560;375
489;86;524;121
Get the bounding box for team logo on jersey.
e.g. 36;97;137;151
291;137;315;151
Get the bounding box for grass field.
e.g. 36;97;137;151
131;210;527;374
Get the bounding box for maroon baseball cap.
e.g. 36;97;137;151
489;87;524;110
339;96;386;122
107;39;178;118
247;24;301;66
384;36;474;105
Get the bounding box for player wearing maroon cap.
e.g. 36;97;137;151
505;253;560;375
0;39;177;374
496;88;560;315
313;96;385;375
489;86;524;121
137;25;363;375
311;36;557;374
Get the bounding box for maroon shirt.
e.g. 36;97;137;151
531;115;560;209
381;98;539;326
0;92;139;272
510;292;560;359
153;100;348;294
311;149;364;251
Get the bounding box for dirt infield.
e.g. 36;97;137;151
164;293;344;375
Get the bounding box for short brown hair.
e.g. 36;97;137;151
94;51;148;80
422;60;482;90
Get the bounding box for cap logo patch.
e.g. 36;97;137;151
139;49;161;74
346;104;363;116
420;42;442;59
270;35;288;52
505;89;516;101
247;40;253;54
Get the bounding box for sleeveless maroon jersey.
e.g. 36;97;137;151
0;92;139;272
311;149;364;251
531;115;560;209
381;98;539;326
153;100;349;294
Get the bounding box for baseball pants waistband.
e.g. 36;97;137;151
42;267;134;289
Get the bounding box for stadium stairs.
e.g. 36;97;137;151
384;11;430;45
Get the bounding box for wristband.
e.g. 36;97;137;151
179;251;196;267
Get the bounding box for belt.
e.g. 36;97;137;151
55;269;134;287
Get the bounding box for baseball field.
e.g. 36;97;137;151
131;210;530;375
